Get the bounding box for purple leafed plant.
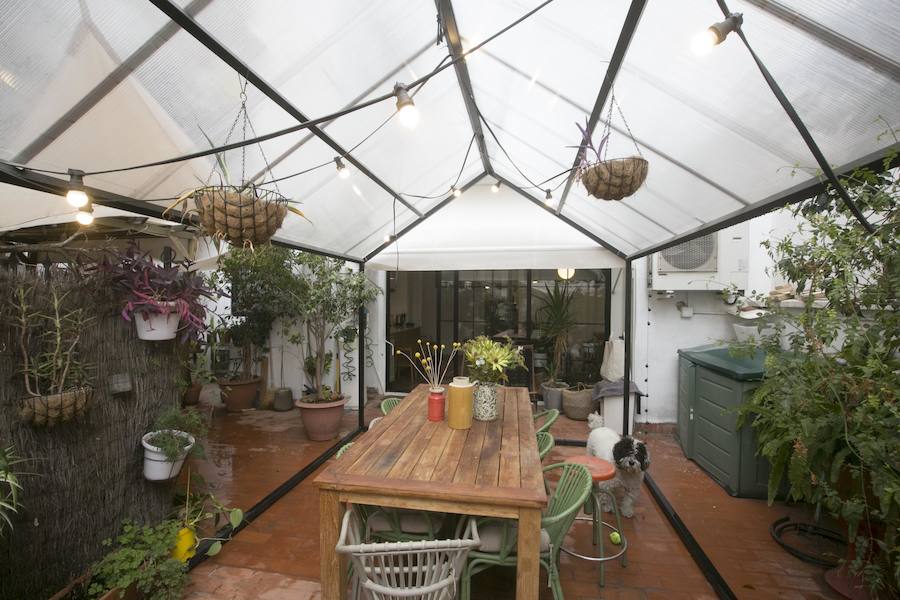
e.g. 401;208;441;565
101;246;221;342
567;118;609;169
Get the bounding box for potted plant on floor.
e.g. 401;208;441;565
103;247;219;342
177;342;216;406
142;406;207;482
290;253;379;441
735;158;899;599
462;336;526;421
8;283;94;427
536;282;576;410
213;246;297;412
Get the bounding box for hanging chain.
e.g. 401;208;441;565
612;91;643;157
239;77;249;186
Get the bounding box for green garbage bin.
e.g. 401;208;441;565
676;345;776;499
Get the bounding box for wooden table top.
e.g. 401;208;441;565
314;385;548;509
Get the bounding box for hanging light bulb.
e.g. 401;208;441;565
692;13;743;56
452;187;462;198
491;181;501;193
75;200;94;226
557;267;576;280
544;189;553;204
383;233;392;243
334;156;350;179
394;83;419;129
66;169;89;208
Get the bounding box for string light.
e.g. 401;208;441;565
66;169;89;208
544;189;553;204
692;13;743;56
75;200;94;225
452;187;462;198
394;83;419;129
334;156;350;179
491;181;501;193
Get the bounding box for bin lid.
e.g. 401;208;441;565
677;345;765;381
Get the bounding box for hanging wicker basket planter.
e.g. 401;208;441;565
580;157;649;201
192;186;288;247
20;386;93;427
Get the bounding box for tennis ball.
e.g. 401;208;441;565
609;532;622;545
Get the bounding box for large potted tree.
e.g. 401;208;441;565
735;158;898;599
291;254;379;441
214;246;296;412
535;282;577;410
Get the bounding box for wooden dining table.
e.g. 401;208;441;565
315;384;548;598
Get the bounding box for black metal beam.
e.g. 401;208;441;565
499;175;628;259
12;0;214;164
623;259;632;436
358;263;367;431
363;172;487;262
742;0;900;82
146;0;424;218
0;162;364;263
437;0;493;175
556;0;647;214
628;143;899;261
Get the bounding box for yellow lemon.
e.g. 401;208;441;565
172;526;198;562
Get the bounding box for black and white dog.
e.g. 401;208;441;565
586;413;650;517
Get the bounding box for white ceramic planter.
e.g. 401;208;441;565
134;304;181;341
141;430;194;481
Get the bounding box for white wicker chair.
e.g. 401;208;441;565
337;505;480;600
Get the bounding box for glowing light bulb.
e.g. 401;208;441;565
76;209;94;225
691;28;718;56
557;268;575;280
491;181;501;193
334;157;350;179
452;187;462;198
66;189;88;208
394;83;419;129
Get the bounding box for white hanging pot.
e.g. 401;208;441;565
134;303;181;341
141;430;195;481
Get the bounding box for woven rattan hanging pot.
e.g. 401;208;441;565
193;186;288;246
573;95;648;201
20;386;93;427
580;156;648;201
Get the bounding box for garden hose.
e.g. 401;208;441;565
769;516;845;568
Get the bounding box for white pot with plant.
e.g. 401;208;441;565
142;407;207;481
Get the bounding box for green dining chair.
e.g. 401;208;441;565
380;395;403;416
533;408;559;434
536;431;555;462
335;442;355;459
459;462;593;600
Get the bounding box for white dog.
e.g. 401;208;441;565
586;412;649;518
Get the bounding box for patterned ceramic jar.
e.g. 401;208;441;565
473;382;499;421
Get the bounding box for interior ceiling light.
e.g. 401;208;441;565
66;168;89;208
393;83;419;129
692;13;743;56
557;267;576;280
75;200;94;226
334;156;350;179
452;187;462;198
491;181;501;193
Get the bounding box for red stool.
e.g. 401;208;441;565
561;455;628;587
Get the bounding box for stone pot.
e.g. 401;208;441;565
296;395;348;441
540;381;568;411
272;387;294;412
220;377;260;412
473;382;499;421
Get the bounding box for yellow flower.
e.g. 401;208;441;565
433;344;438;350
441;344;446;349
417;339;422;344
414;352;421;358
395;350;401;355
425;365;432;371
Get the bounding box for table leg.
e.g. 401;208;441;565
319;489;346;600
516;507;542;599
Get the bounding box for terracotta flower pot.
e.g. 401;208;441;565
182;384;202;406
220;377;260;412
296;395;348;441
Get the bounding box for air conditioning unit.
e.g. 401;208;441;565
652;223;749;291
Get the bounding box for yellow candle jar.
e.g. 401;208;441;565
447;376;475;430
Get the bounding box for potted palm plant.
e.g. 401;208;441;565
290;253;379;441
462;336;526;421
536;282;577;410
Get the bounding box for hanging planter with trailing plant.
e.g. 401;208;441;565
574;96;648;201
9;283;94;428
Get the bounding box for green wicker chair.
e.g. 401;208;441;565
536;431;555;462
533;408;559;434
335;442;355;459
460;462;592;600
380;396;403;416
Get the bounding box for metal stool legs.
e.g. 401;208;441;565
560;486;628;587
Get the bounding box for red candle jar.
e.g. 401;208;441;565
427;387;445;422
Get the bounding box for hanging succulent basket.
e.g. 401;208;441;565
20;386;93;427
580;157;649;201
193;186;288;247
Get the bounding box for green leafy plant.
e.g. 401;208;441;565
147;407;208;462
0;444;27;536
735;154;899;596
535;282;577;382
462;336;526;384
